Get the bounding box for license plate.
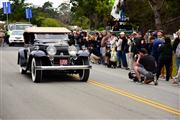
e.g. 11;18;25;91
59;59;68;65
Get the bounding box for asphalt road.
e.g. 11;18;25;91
0;47;180;120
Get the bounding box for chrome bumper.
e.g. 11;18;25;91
35;65;92;70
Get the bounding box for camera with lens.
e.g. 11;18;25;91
128;71;146;82
128;71;139;82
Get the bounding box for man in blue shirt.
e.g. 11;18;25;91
152;30;165;62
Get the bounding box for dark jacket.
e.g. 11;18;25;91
147;43;153;55
159;43;173;61
152;38;164;61
121;37;128;53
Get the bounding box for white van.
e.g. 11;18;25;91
9;30;24;45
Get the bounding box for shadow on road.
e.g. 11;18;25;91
23;71;82;83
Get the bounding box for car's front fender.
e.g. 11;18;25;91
27;50;48;70
18;48;27;66
30;50;47;57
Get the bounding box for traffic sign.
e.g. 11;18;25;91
2;2;11;14
25;8;32;19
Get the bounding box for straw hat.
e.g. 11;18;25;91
120;32;125;35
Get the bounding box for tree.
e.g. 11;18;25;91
125;0;154;32
72;16;90;29
41;1;58;18
57;3;71;24
9;0;28;22
70;0;113;29
42;1;53;11
0;0;178;33
148;0;165;30
95;0;112;28
70;0;98;29
41;18;61;27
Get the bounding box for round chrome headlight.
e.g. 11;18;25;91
68;45;77;56
46;45;57;56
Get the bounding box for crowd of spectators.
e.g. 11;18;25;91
1;26;179;84
68;29;180;84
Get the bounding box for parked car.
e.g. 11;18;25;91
9;30;24;45
17;27;91;83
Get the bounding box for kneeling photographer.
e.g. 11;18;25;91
133;48;156;84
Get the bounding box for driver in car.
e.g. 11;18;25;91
133;48;156;84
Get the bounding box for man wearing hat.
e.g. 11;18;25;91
152;30;165;62
116;32;123;68
117;31;128;68
133;48;156;83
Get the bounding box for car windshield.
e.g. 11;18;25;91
12;31;24;35
35;34;69;43
8;24;32;31
16;24;32;30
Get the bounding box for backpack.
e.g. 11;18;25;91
176;43;180;58
110;50;117;62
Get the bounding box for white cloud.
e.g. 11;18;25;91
0;0;9;8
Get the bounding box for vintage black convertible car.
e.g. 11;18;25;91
18;27;91;83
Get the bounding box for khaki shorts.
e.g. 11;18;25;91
138;67;149;76
138;66;154;80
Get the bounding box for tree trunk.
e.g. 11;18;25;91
154;9;162;30
148;0;164;30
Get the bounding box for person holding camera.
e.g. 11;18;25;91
133;48;156;83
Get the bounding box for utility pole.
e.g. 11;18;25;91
6;12;8;29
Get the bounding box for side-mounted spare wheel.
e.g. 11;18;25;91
19;58;27;74
78;58;90;82
31;58;43;83
20;66;27;74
